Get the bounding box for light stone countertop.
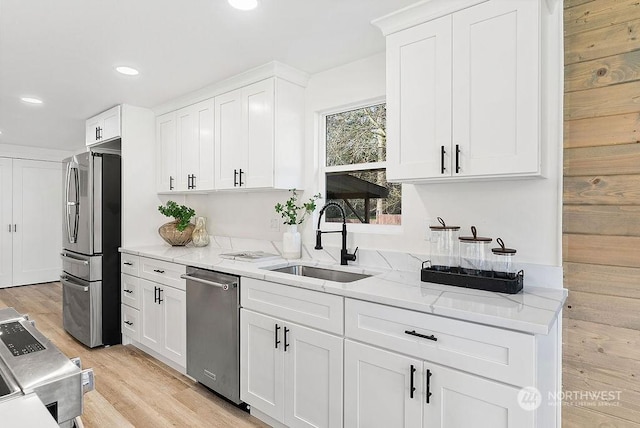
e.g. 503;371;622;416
120;243;567;335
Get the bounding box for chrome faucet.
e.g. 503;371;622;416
314;202;358;265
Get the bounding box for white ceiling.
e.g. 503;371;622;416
0;0;416;151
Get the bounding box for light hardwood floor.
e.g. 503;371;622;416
0;282;269;428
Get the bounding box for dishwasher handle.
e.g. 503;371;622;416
181;274;234;291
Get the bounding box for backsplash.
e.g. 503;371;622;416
205;234;562;289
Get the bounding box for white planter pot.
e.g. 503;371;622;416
282;225;301;259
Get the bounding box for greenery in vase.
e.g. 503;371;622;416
275;189;322;225
158;201;196;232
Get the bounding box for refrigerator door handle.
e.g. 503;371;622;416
65;162;80;244
60;275;89;292
60;253;90;266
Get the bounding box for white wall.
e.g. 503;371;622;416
186;52;562;267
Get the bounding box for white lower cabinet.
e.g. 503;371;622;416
241;308;343;428
121;256;187;369
139;278;186;367
344;340;531;428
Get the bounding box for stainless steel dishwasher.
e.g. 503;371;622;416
182;267;241;405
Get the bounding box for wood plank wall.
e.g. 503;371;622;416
564;0;640;426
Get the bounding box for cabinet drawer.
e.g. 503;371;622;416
121;304;140;342
121;254;139;277
241;277;343;335
345;299;535;387
121;274;141;310
139;257;186;291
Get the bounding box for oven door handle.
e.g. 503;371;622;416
60;275;89;292
180;274;233;291
60;253;89;265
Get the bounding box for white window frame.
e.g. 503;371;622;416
318;98;402;235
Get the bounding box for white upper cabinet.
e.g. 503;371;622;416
379;0;541;182
157;100;214;192
215;78;303;191
86;105;121;146
177;99;215;191
156;112;177;192
155;63;307;194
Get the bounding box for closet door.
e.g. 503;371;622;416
12;159;62;286
0;158;13;288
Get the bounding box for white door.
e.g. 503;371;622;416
175;107;195;191
85;117;100;146
101;106;121;141
453;0;539;177
244;79;274;189
423;362;533;428
240;309;285;422
192;99;215;191
284;322;343;428
11;159;62;286
0;158;12;288
215;89;245;190
344;340;422;428
156;112;177;192
140;278;163;353
386;15;452;180
161;286;186;367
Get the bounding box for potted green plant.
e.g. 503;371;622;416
275;189;321;258
157;201;196;246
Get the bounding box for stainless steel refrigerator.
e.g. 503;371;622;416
61;151;121;348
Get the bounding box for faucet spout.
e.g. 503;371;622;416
315;202;357;265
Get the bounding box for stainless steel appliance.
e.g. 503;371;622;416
0;307;94;428
62;151;121;347
183;267;241;404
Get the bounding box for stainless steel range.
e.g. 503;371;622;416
0;308;94;427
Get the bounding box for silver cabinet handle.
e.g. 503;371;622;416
60;276;89;292
60;253;89;265
180;274;233;290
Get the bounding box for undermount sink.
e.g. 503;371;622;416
269;265;371;283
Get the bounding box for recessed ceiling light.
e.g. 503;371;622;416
21;97;43;104
116;66;139;76
228;0;258;10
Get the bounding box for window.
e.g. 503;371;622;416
322;102;401;225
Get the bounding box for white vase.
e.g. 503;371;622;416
191;216;210;247
282;224;301;259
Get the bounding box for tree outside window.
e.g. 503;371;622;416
324;103;401;225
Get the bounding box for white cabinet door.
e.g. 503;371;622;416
344;340;422;428
215;89;245;190
156;112;177;192
240;309;285;422
453;0;539;177
85;117;101;146
245;79;274;189
423;362;533;428
161;285;186;367
386;15;452;181
190;99;215;191
284;323;343;428
0;158;12;288
175;107;194;191
101;105;121;142
140;278;163;353
11;160;61;286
